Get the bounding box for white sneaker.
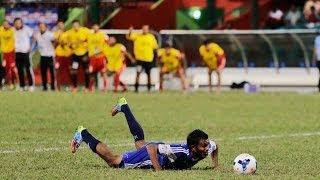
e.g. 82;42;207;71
29;86;35;92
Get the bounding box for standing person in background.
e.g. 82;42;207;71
54;20;72;91
0;20;18;90
199;40;226;94
87;23;108;92
126;25;158;92
14;17;35;92
157;43;187;92
104;36;135;92
67;20;90;92
31;23;55;91
313;34;320;92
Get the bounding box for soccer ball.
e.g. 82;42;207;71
233;153;257;175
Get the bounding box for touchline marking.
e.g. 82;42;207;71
0;132;320;154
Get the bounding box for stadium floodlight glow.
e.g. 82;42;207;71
188;8;202;20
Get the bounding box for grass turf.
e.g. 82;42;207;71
0;91;320;179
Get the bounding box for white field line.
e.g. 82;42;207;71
0;132;320;154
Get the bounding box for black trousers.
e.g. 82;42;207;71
40;56;55;91
15;52;34;88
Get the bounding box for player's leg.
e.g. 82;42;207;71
55;56;62;91
159;66;168;92
135;60;143;92
15;53;25;89
317;61;320;92
216;70;221;95
82;54;90;92
25;53;35;89
145;62;152;92
70;55;79;92
3;56;12;88
177;67;187;91
71;126;122;167
40;56;48;91
113;65;125;92
208;69;213;92
88;56;96;92
111;97;147;149
48;56;55;91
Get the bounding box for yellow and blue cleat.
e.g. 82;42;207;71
71;126;86;153
111;97;127;116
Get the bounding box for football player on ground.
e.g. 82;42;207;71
67;20;91;92
71;97;218;170
87;23;108;92
104;36;135;92
54;21;72;91
0;20;18;90
199;40;226;94
126;25;158;92
158;43;187;92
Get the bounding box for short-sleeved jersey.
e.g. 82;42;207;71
126;33;158;62
120;140;217;169
158;48;182;71
67;27;90;56
199;43;224;70
88;32;108;57
0;26;15;53
54;30;72;57
104;43;126;72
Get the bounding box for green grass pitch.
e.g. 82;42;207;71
0;91;320;179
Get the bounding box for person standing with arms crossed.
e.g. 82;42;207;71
0;20;19;90
199;40;226;94
14;18;35;91
31;23;55;91
126;25;158;92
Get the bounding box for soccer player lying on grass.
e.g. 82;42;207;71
158;43;187;92
71;97;219;171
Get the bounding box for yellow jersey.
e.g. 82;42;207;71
67;27;90;56
0;26;15;53
158;48;182;71
54;30;72;57
199;43;224;70
104;43;126;72
126;33;158;62
88;31;107;57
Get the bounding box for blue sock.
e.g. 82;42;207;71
121;104;145;142
81;129;100;153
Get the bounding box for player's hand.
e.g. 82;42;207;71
129;26;134;32
55;62;60;69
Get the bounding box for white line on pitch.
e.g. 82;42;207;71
0;131;320;154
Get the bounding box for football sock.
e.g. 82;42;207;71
134;82;139;92
81;129;100;153
121;104;144;142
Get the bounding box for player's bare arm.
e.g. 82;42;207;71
211;144;219;169
146;144;163;171
124;51;136;64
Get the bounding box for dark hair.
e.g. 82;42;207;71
72;20;80;24
163;42;171;48
202;40;210;45
187;129;208;149
14;17;22;23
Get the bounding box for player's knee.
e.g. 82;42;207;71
106;155;121;167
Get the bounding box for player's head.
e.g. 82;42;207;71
164;42;172;54
142;25;149;34
14;17;23;30
202;40;210;50
57;20;65;30
108;36;117;46
38;23;47;33
187;129;209;159
92;23;100;33
2;20;11;29
72;20;81;31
